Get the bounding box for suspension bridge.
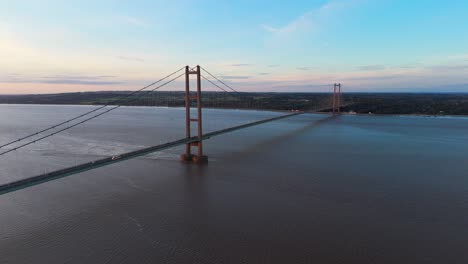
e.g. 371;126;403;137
0;65;345;196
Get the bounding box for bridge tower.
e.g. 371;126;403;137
332;83;342;114
180;65;208;164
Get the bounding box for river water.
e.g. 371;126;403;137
0;105;467;263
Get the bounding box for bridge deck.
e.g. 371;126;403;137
0;112;304;195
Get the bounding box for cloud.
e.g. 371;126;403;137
447;54;468;61
1;74;125;86
41;79;125;85
268;64;280;68
260;8;317;35
269;83;332;92
221;75;250;80
343;74;405;81
358;65;387;71
427;64;468;71
117;56;145;62
42;75;117;80
230;63;253;67
119;15;149;27
260;0;350;35
394;63;421;69
258;73;270;75
232;79;335;92
297;67;311;71
260;24;281;33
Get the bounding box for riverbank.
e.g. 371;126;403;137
1;91;467;115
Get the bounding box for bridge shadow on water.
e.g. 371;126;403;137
225;114;338;159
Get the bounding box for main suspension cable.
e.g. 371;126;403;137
0;66;186;150
200;75;229;93
200;66;239;93
0;71;185;156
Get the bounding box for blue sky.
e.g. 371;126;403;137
0;0;467;93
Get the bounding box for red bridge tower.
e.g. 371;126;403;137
180;65;208;164
332;83;342;114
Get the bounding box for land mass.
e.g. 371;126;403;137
0;91;467;115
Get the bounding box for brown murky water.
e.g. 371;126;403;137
0;105;467;263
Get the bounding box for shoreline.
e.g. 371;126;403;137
0;92;467;116
1;103;468;118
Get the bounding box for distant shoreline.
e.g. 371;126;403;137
1;103;468;119
0;91;467;115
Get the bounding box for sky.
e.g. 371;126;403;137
0;0;467;94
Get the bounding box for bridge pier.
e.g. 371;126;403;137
333;83;342;114
180;65;208;164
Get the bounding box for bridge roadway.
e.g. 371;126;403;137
0;112;304;196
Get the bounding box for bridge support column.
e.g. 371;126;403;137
180;65;208;164
333;83;342;114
